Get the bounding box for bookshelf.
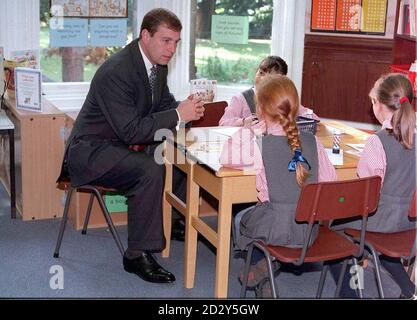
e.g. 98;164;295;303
391;0;416;94
302;1;395;124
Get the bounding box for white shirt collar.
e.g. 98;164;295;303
381;114;393;130
138;41;155;77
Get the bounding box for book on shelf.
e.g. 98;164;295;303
410;0;416;36
398;0;416;36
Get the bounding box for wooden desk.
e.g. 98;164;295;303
163;122;371;298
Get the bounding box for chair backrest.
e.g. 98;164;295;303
295;176;382;224
408;189;417;218
192;101;227;127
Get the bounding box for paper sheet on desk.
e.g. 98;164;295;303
188;127;238;143
187;141;225;153
187;147;223;172
324;125;346;134
325;148;344;166
346;143;365;152
211;127;240;137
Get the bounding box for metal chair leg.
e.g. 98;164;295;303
53;187;74;258
316;263;329;298
407;258;415;278
265;253;278;298
240;245;254;298
369;249;385;298
335;259;349;298
93;189;125;256
81;193;95;235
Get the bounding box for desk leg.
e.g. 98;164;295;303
215;196;233;298
8;129;16;219
184;170;199;289
162;160;173;258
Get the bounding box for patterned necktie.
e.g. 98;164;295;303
149;65;157;96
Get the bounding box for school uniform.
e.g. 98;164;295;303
333;128;416;232
331;121;416;298
219;124;337;250
219;88;318;127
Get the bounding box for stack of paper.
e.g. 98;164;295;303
346;143;365;153
325;148;344;166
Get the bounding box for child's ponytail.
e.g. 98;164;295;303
391;95;415;150
372;74;415;150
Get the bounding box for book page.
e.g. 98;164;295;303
325;148;344;166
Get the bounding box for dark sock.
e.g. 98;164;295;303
379;255;415;298
125;248;144;259
250;248;265;265
329;261;359;298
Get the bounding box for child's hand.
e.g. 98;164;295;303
243;115;259;127
250;120;267;136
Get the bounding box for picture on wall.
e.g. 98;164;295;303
50;0;127;18
50;0;89;17
311;0;387;35
89;0;128;18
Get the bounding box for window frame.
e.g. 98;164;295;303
34;0;304;104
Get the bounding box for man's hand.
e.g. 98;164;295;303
176;95;205;122
128;144;145;152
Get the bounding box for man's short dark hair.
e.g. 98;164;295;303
140;8;182;37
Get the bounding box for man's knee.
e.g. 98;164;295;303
142;162;166;185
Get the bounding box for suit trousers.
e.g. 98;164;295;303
90;149;166;253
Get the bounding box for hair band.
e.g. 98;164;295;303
399;96;410;104
288;149;311;172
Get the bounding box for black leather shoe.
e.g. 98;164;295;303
171;219;185;241
123;252;176;283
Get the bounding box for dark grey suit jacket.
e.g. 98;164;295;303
59;39;179;186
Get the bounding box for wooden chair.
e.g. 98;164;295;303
191;101;227;127
53;179;125;258
344;190;417;298
240;176;382;298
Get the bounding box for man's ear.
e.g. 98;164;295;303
141;29;150;42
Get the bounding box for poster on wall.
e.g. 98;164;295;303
211;15;249;45
89;0;128;18
335;0;361;32
311;0;387;35
311;0;337;31
360;0;387;33
105;194;128;213
49;18;89;47
14;68;42;112
90;19;127;46
50;0;127;18
10;50;40;69
50;0;89;17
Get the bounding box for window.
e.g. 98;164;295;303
39;0;135;83
192;0;273;89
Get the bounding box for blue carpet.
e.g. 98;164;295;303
0;184;403;298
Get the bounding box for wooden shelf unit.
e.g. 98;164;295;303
391;0;416;97
2;96;66;220
301;34;393;124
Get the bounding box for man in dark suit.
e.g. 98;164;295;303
60;8;204;284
